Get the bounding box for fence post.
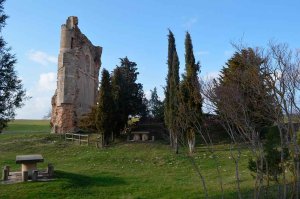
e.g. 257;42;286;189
87;135;89;146
4;165;10;175
2;168;8;181
47;163;54;178
32;170;38;181
22;171;28;182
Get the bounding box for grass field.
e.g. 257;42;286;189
0;120;259;198
2;120;51;133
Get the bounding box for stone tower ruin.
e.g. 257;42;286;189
51;16;102;133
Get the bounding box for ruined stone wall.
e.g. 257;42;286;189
51;16;102;133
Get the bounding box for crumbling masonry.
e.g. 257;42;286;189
51;16;102;133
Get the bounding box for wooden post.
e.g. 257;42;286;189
2;168;8;181
87;135;89;146
72;133;74;142
96;136;101;148
22;171;28;182
32;170;38;181
152;136;155;141
4;165;10;175
79;134;81;145
47;164;54;178
102;134;104;148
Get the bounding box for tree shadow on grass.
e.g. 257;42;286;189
211;183;297;199
55;170;127;188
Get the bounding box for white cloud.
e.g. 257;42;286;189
38;72;56;91
183;17;198;29
28;50;57;66
15;72;56;119
15;96;52;119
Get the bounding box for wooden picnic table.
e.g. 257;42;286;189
16;154;44;177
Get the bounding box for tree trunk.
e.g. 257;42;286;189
187;130;195;154
101;133;105;148
173;134;178;154
169;130;174;147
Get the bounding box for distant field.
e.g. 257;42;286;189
3;120;51;134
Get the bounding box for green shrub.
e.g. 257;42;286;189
248;126;289;182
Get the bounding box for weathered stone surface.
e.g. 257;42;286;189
51;16;102;133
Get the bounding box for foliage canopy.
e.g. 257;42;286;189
0;0;26;133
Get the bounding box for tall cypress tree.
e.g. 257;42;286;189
164;31;174;134
96;69;114;147
180;32;203;153
165;30;180;153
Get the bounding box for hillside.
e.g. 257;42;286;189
0;125;256;198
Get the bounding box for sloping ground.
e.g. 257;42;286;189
0;130;261;198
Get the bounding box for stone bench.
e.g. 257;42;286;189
16;154;44;180
131;131;150;141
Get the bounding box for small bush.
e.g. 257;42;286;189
248;126;289;182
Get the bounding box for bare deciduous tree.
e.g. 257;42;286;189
264;42;300;198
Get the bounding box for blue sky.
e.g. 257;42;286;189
3;0;300;119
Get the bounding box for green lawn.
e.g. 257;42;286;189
2;120;51;133
0;121;259;198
